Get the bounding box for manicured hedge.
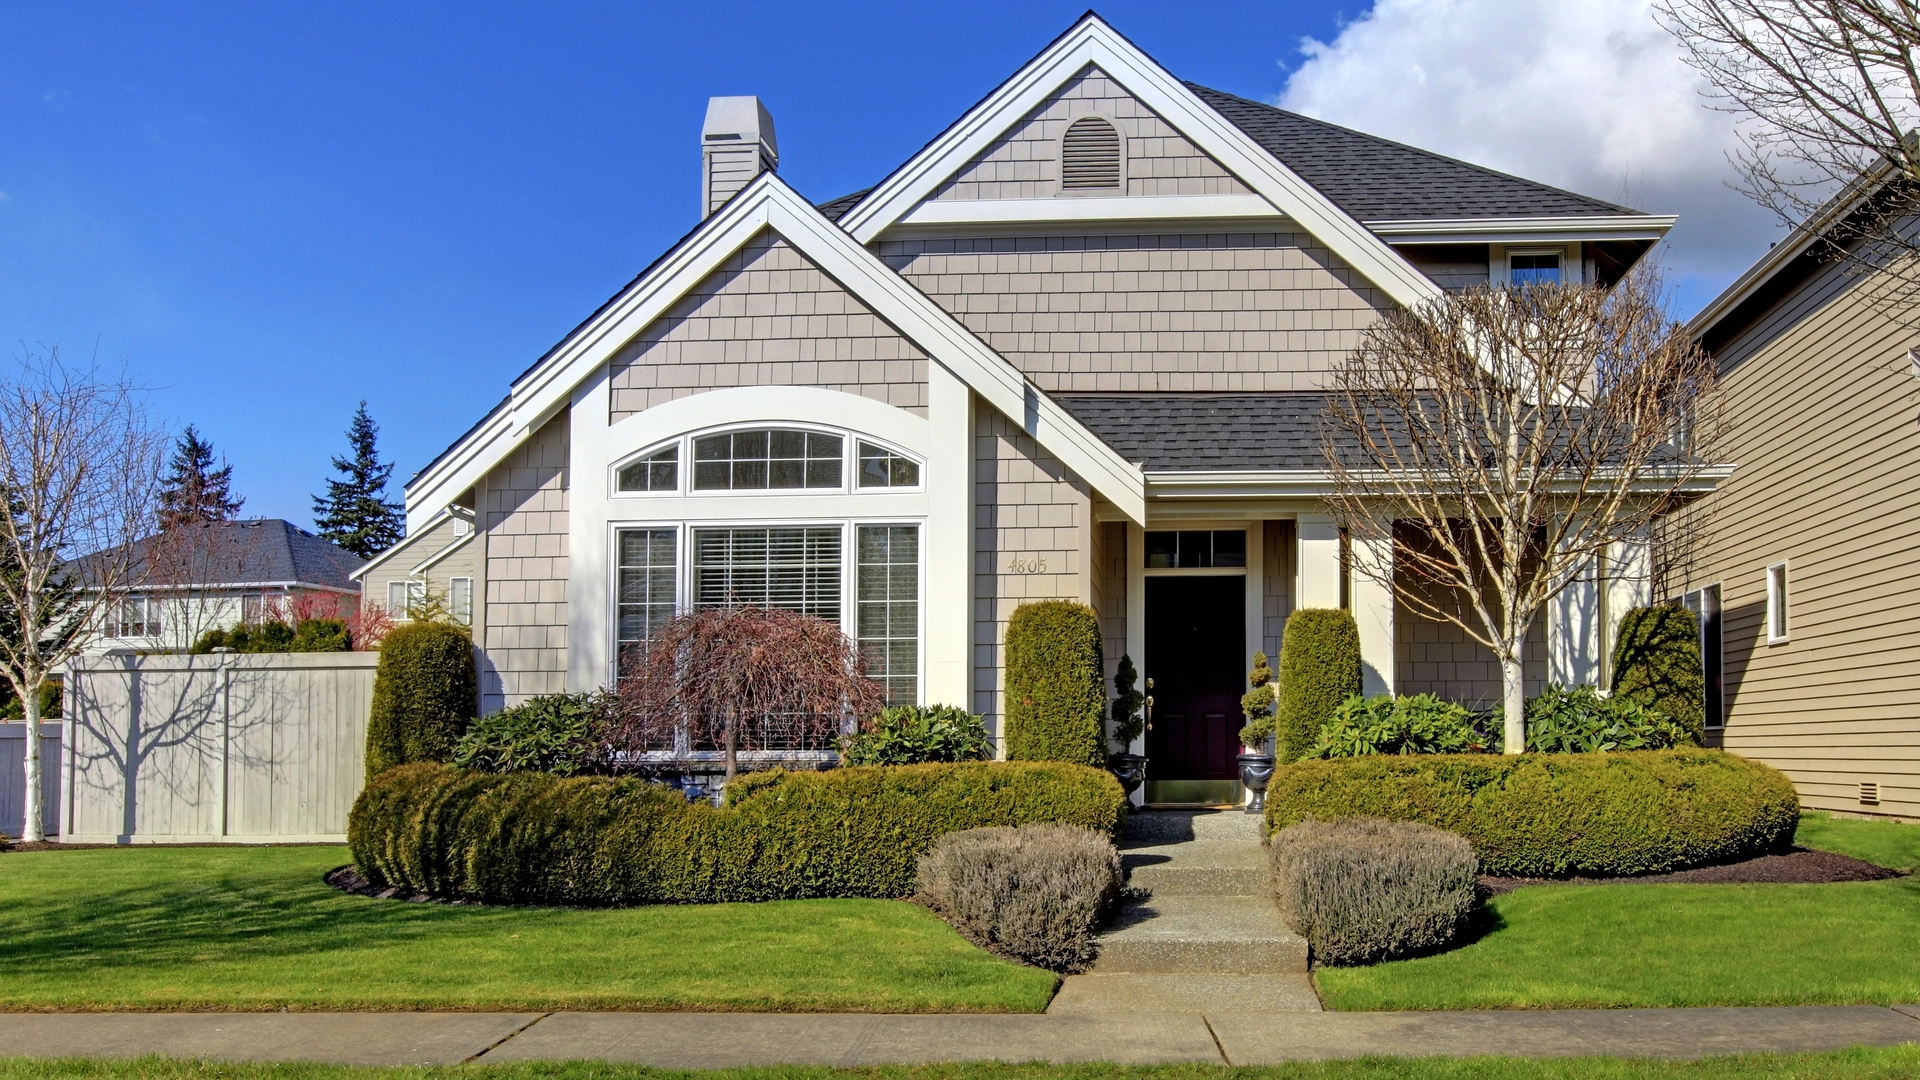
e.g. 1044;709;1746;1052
1002;601;1106;767
364;622;476;780
1612;603;1707;745
1275;608;1361;761
1263;750;1798;878
349;760;1129;905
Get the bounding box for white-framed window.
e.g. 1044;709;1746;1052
114;595;161;638
857;525;920;705
615;446;678;492
240;593;265;625
1144;529;1247;569
387;579;425;620
1673;583;1724;728
612;425;924;498
1508;249;1562;286
694;526;843;617
1766;562;1790;644
449;577;473;626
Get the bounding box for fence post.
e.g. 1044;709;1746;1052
218;658;231;839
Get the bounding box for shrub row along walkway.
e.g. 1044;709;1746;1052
8;1006;1920;1067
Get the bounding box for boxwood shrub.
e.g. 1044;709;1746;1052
1612;603;1707;745
1263;749;1798;878
1002;601;1106;767
364;622;477;780
1276;608;1362;761
349;759;1129;905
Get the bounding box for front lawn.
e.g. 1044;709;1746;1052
0;846;1056;1013
1318;812;1920;1011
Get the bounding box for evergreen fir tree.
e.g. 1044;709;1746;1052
312;402;405;558
157;425;244;529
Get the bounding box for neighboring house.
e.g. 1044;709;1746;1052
350;506;478;625
404;15;1683;803
85;519;365;654
1678;190;1920;821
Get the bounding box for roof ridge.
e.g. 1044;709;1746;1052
1184;82;1644;218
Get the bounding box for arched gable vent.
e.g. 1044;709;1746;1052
1060;116;1122;190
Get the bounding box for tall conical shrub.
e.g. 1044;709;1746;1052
365;621;478;780
1003;601;1106;767
1275;608;1361;762
1611;603;1706;746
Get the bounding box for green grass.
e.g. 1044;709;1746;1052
0;846;1056;1013
7;1052;1920;1080
1317;812;1920;1011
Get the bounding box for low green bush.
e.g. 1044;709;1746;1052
364;622;476;781
915;824;1123;973
349;759;1129;905
291;618;350;653
1269;817;1478;966
1612;603;1707;744
1527;685;1690;752
191;618;350;654
1304;693;1494;758
1275;609;1361;761
451;691;614;776
1264;749;1799;877
1002;601;1106;767
840;705;992;765
0;677;60;720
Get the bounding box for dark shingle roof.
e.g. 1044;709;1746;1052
1188;85;1639;222
1055;394;1337;471
102;519;368;591
817;188;873;222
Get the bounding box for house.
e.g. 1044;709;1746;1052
350;506;478;625
87;519;365;654
1676;182;1920;821
406;14;1681;803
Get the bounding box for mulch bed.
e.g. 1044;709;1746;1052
324;864;482;905
1480;848;1903;896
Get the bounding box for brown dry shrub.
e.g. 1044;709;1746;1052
1269;816;1478;966
914;823;1122;973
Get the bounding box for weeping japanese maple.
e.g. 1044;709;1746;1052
613;606;886;783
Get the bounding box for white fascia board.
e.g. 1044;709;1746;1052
1369;215;1677;245
410;172;1147;526
896;194;1281;228
1143;463;1735;501
837;16;1443;311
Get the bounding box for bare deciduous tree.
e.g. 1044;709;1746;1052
0;354;165;841
1660;0;1920;319
1320;270;1722;752
613;606;886;784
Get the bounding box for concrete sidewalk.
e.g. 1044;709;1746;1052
6;1006;1919;1067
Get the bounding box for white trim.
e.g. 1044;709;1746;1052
835;15;1445;311
609;416;927;500
1766;560;1790;644
895;194;1282;228
1368;215;1675;244
1142;464;1737;501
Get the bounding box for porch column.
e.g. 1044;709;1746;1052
1352;530;1396;697
1295;514;1342;608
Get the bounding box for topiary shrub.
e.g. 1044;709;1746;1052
1002;601;1105;767
1264;749;1799;878
1526;685;1689;752
840;705;992;765
1612;603;1707;745
1275;608;1361;761
1304;693;1495;758
1239;651;1277;747
364;621;476;781
915;824;1123;973
1269;817;1478;966
348;759;1129;905
451;691;614;776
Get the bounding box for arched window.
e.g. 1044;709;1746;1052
1061;116;1122;190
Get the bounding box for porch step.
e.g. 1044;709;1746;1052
1091;895;1308;974
1124;808;1264;845
1123;841;1267;896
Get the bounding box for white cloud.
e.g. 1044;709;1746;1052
1278;0;1783;309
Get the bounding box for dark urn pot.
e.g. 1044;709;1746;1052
1108;752;1148;798
1237;744;1276;814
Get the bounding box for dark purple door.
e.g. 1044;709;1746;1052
1144;575;1244;782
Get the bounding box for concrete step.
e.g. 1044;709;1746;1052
1125;808;1264;846
1123;840;1268;896
1047;973;1321;1014
1092;896;1308;974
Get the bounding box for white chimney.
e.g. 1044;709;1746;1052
702;96;777;218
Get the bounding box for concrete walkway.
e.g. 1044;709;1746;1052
6;1007;1919;1066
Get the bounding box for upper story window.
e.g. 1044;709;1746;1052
858;441;920;488
1145;530;1246;569
616;446;678;492
1061;116;1122;190
115;595;161;638
1509;251;1561;286
693;429;843;491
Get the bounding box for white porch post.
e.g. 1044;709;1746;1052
924;367;974;708
1295;514;1342;609
1352;529;1396;697
1549;554;1603;689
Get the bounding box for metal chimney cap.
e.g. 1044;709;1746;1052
702;96;777;160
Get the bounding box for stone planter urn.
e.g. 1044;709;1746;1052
1236;739;1275;814
1108;751;1149;798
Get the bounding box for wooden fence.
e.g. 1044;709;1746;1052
60;652;379;843
0;722;62;840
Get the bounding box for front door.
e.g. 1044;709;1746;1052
1144;575;1244;799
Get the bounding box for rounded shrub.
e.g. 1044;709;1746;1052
1269;817;1478;966
915;824;1123;973
1305;693;1494;758
840;704;992;765
348;759;1129;905
452;691;613;776
364;621;476;781
1275;608;1361;761
1002;601;1106;767
291;618;351;653
1611;603;1707;745
1263;749;1799;878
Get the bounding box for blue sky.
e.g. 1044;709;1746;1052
0;2;1755;526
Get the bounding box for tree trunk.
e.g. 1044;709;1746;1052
1501;651;1526;755
21;677;44;843
723;720;737;787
